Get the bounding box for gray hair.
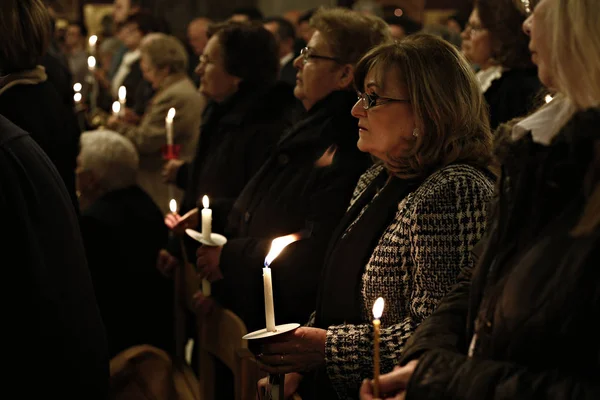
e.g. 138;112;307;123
140;34;188;74
79;130;139;192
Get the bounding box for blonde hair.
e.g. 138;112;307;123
140;34;188;74
354;34;493;179
310;7;392;66
547;0;600;109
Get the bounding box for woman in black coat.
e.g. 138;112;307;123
0;0;80;209
194;8;391;332
461;0;543;130
159;22;295;269
360;0;600;398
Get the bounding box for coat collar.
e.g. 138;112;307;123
0;65;47;97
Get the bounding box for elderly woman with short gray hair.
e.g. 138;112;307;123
77;130;174;358
108;34;205;214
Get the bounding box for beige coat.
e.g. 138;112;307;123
116;74;205;214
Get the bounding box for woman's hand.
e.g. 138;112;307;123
165;208;198;235
255;327;327;374
196;245;223;282
256;372;303;400
359;360;419;400
156;249;179;278
162;159;185;184
193;291;216;316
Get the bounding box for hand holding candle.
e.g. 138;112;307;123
372;297;385;398
263;234;301;332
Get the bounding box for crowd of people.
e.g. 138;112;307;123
1;0;599;398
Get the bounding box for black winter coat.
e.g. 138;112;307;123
214;90;371;332
400;108;600;399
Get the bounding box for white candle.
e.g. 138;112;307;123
169;199;177;214
73;82;82;93
112;101;121;117
118;86;127;116
88;35;98;56
372;297;385;398
87;56;96;72
201;195;212;240
166;107;176;146
263;267;276;332
74;92;82;105
263;234;302;332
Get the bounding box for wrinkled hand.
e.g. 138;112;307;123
196;245;223;282
164;208;198;235
256;372;303;400
359;360;419;400
162;159;185;184
156;249;179;278
122;108;141;124
106;114;120;128
193;291;216;316
255;327;326;374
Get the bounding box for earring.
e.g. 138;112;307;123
412;128;419;137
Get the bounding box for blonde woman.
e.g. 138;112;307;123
360;0;600;398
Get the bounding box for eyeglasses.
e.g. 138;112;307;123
300;47;340;65
464;23;486;38
356;91;410;110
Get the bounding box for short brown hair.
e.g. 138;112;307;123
354;34;493;179
207;21;279;86
310;7;392;66
477;0;533;69
0;0;52;74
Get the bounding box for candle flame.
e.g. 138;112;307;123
112;101;121;114
372;297;384;320
87;56;96;69
202;195;209;209
74;92;82;103
264;234;301;267
89;35;98;46
73;82;82;92
169;199;177;213
545;94;554;104
118;86;127;101
166;107;176;122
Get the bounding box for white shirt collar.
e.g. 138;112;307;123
476;65;505;93
511;96;574;145
280;52;294;67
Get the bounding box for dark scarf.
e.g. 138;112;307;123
315;168;418;327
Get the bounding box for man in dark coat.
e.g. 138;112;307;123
78;130;174;358
0;114;109;398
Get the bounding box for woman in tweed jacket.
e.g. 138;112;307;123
256;35;496;399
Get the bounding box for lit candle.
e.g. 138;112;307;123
372;297;385;398
87;56;96;72
118;86;127;116
88;35;98;56
201;195;212;241
74;92;82;105
165;107;176;146
73;82;82;93
169;199;177;214
112;101;121;117
263;234;301;332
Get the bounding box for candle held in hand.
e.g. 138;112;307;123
201;195;212;241
87;56;96;71
118;86;127;116
112;101;121;117
372;297;385;398
263;234;301;332
169;199;177;214
88;35;98;55
166;107;176;146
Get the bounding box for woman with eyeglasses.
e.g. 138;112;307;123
461;0;542;129
256;34;495;399
360;0;600;398
194;6;390;329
